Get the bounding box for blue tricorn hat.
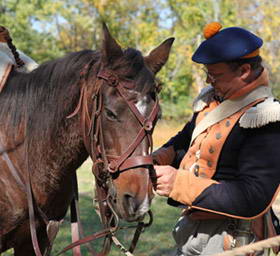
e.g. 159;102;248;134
192;22;263;64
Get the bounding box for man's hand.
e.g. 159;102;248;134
154;165;177;197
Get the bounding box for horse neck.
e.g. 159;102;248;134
29;115;88;192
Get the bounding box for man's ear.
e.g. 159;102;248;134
240;63;251;80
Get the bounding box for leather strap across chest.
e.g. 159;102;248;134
191;86;272;145
180;98;265;178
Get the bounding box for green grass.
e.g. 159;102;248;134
2;159;180;256
3;159;280;255
52;159;181;256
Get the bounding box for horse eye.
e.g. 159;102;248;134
105;108;118;121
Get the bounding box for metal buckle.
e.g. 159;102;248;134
108;161;118;173
144;120;153;131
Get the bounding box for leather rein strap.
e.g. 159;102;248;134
0;142;58;256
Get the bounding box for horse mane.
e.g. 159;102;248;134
0;50;99;144
0;47;154;148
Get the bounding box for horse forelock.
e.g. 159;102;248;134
111;48;156;95
0;49;100;145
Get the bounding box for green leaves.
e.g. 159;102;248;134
2;0;280;119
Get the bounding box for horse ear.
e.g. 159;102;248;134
144;37;175;74
101;22;123;65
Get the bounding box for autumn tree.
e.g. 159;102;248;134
1;0;280;119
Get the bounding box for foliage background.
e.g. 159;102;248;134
2;0;280;120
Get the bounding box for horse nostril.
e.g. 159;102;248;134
124;193;138;213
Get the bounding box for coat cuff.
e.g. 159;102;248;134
169;169;218;205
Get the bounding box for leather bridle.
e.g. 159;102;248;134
60;65;160;255
0;63;159;256
93;68;159;179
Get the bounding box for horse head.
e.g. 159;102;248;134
79;24;174;222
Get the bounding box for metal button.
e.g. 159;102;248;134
209;146;214;154
193;164;199;176
226;120;231;127
216;132;222;140
207;160;212;167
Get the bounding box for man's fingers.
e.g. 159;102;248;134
153;165;177;197
154;165;167;177
155;185;168;197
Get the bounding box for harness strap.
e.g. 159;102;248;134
0;144;26;193
107;90;159;173
128;222;145;253
0;140;44;256
110;155;153;172
56;228;112;256
111;235;134;256
108;129;147;172
116;85;146;125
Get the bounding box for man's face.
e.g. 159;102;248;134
204;62;243;99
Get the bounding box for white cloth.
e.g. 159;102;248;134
0;42;38;92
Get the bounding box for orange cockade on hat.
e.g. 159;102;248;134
203;22;222;39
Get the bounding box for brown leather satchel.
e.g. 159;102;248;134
251;210;280;255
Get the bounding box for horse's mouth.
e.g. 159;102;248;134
108;193;150;222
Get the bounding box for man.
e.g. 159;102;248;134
153;22;280;255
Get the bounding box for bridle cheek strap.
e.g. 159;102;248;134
107;98;159;173
96;70;160;173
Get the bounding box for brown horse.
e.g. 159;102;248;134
0;24;174;255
